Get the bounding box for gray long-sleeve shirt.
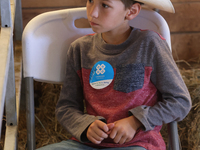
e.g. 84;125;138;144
56;28;191;149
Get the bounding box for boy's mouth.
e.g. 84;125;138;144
90;21;99;26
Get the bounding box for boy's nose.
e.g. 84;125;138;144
90;5;99;18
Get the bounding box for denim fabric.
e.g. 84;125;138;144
114;63;145;93
36;140;146;150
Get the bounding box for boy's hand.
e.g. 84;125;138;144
108;116;142;144
87;120;114;144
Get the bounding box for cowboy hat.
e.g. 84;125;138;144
136;0;175;13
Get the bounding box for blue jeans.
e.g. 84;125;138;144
36;140;146;150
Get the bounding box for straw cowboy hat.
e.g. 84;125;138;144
136;0;175;13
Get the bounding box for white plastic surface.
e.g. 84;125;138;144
22;7;171;83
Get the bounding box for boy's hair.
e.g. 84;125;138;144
121;0;143;9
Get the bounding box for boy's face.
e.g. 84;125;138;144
86;0;130;33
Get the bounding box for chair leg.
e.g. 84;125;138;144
25;77;36;150
14;0;23;41
167;121;181;150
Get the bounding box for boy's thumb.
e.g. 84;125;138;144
107;123;115;130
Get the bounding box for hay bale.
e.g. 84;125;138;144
178;66;200;150
33;83;71;148
18;83;71;149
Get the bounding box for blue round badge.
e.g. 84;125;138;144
89;61;114;89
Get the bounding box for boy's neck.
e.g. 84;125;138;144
101;26;132;45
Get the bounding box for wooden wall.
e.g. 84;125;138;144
21;0;200;61
21;0;88;28
160;0;200;61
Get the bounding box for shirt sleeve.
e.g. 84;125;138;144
129;33;192;131
55;45;106;142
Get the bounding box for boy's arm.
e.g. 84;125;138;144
55;45;105;142
129;33;192;131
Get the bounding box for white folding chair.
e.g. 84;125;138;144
22;7;180;150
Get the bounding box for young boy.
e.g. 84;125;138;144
37;0;191;149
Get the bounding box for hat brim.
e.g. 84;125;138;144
136;0;175;13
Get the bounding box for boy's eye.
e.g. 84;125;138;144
102;3;109;8
88;0;93;3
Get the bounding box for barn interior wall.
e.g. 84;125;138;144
21;0;200;61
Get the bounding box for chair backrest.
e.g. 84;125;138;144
22;7;171;84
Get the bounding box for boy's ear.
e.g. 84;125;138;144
125;3;141;20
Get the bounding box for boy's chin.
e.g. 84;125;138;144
91;28;105;34
91;29;101;34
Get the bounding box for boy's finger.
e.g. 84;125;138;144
88;136;102;145
87;129;104;144
109;128;117;139
125;136;132;143
97;121;109;132
119;136;127;144
91;132;104;141
95;128;108;139
107;123;115;130
113;132;123;144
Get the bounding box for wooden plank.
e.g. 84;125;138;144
171;32;200;61
4;126;17;150
14;41;22;116
22;8;90;28
22;8;62;28
21;0;87;8
171;0;200;2
20;0;199;8
160;2;200;32
0;28;12;140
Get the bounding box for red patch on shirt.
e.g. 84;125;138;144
76;66;166;150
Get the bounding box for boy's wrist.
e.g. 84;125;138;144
80;124;91;142
129;115;142;130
